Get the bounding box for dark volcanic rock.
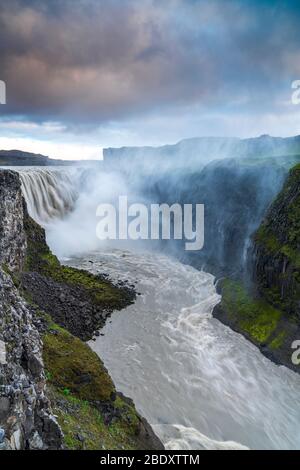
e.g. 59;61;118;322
0;170;27;272
254;164;300;319
21;272;110;341
0;267;62;450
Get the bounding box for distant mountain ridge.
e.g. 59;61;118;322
2;134;300;167
0;149;95;166
103;135;300;171
0;149;74;166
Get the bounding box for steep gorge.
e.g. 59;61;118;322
0;170;163;450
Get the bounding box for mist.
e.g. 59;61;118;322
17;135;299;277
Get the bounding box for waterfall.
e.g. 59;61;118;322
18;168;79;225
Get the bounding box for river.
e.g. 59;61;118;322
67;249;300;450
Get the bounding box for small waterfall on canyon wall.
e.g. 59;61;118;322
19;168;79;224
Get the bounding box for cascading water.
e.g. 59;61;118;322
18;166;300;450
18;168;79;224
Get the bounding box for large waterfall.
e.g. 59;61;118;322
19;168;79;224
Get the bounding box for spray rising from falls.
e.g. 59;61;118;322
19;168;79;225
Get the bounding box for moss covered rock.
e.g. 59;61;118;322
42;317;164;450
43;322;115;402
254;164;300;318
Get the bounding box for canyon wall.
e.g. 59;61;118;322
0;170;62;450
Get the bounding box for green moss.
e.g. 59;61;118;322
221;280;282;344
42;316;150;450
1;263;21;288
269;331;286;350
253;164;300;318
255;164;300;263
1;263;11;276
43;320;115;402
254;226;281;253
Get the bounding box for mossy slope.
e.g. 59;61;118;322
42;315;163;450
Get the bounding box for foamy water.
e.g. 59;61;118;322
66;249;300;450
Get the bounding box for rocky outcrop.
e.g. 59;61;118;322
254;164;300;318
20;213;136;341
0;170;62;449
0;171;27;272
0;269;62;450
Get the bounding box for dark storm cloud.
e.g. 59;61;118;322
0;0;300;124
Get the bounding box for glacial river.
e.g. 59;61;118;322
67;249;300;450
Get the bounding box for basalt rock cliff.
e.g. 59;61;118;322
214;164;300;372
254;164;300;319
0;170;62;450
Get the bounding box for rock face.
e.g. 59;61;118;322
0;171;62;449
0;269;62;450
0;171;27;272
254;164;300;318
213;164;300;372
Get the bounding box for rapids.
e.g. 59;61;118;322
68;250;300;450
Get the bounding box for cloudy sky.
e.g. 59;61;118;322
0;0;300;159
